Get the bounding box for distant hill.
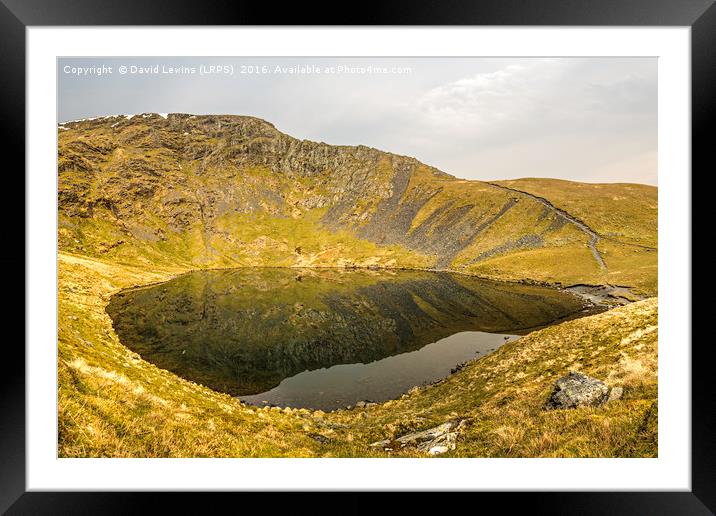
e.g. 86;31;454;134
58;114;657;294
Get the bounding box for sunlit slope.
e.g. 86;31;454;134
58;114;657;293
491;178;657;294
492;178;657;248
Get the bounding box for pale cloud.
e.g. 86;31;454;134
58;57;657;185
413;58;655;145
417;59;564;127
396;58;657;184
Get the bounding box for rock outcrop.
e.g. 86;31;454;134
544;371;611;410
370;419;471;455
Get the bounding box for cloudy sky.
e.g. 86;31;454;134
58;57;657;185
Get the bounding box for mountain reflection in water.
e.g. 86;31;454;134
107;268;585;410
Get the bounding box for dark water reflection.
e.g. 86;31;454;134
107;268;585;410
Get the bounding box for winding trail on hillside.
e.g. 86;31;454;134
486;182;608;271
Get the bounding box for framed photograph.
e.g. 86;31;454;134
6;0;712;511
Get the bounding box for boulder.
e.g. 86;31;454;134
369;419;470;455
308;433;331;444
545;371;609;410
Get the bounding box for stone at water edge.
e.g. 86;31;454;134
544;371;610;410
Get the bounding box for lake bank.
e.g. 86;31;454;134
105;268;587;410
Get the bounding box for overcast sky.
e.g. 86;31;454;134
58;57;657;185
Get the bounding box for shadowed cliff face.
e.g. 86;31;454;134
106;268;585;398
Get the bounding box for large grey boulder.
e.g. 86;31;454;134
545;371;609;410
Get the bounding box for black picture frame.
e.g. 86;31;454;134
3;0;712;512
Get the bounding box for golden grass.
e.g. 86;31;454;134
58;252;657;458
465;245;605;287
58;253;326;457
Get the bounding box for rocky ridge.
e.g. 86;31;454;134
58;113;657;293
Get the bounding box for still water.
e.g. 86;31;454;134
107;268;585;410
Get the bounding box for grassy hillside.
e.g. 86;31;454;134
58;114;657;294
58;252;657;457
493;178;657;248
490;178;657;295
